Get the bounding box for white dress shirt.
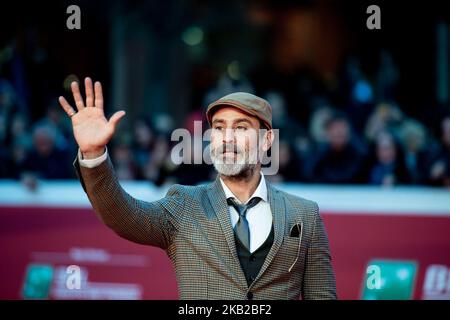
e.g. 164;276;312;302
219;174;273;253
78;148;108;168
79;148;273;253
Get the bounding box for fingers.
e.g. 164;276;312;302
65;77;107;116
85;77;94;108
58;96;76;117
94;81;104;109
71;81;85;111
108;110;126;130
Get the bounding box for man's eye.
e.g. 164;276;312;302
214;126;223;131
236;126;247;131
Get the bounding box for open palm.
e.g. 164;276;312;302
59;77;125;157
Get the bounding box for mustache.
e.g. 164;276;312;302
213;143;244;155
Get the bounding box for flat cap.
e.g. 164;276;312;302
206;92;272;130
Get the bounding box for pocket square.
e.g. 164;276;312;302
289;223;302;238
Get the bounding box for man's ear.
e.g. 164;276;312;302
262;129;274;152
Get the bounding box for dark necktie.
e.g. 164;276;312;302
226;197;262;250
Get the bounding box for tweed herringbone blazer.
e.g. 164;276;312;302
74;157;337;300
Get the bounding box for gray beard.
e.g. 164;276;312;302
212;161;256;177
210;150;258;177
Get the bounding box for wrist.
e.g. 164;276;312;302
81;147;106;159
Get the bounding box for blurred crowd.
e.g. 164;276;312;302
1;64;450;189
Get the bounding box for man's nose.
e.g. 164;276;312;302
222;128;235;143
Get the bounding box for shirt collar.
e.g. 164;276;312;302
219;172;268;204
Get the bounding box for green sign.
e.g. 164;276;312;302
361;259;418;300
22;264;54;299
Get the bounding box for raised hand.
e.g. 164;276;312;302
58;77;126;159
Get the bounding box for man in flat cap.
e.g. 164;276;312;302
59;77;336;300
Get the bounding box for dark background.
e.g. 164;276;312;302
1;0;450;187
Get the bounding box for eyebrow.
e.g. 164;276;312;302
212;118;254;126
211;119;225;125
234;118;253;125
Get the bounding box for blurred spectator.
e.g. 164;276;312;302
291;132;314;182
264;90;305;142
34;101;74;152
264;90;312;182
9;138;29;178
375;49;399;102
167;111;212;185
112;140;138;181
429;115;450;187
21;124;72;179
309;102;335;145
0;79;20;145
365;101;404;142
0;114;6;145
311;112;366;184
203;73;254;108
369;131;409;186
10;113;30;143
8;114;32;178
141;134;174;184
398;119;432;184
268;140;303;183
338;57;374;134
132;118;155;178
167;159;212;186
151;113;176;137
0;147;9;177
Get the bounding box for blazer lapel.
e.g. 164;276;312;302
250;181;286;288
207;175;248;287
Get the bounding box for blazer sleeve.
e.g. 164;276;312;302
73;156;185;250
302;202;337;300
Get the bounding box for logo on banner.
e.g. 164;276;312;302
361;259;418;300
423;265;450;300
